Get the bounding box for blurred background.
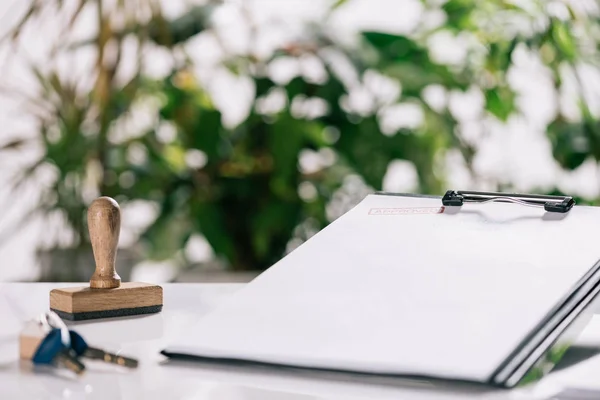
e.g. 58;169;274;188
1;0;600;283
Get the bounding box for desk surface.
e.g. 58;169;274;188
1;283;600;400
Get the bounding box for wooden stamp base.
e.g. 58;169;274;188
50;282;163;321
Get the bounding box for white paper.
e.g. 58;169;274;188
165;194;600;383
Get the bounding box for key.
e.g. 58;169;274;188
69;330;138;368
20;319;85;375
29;328;85;375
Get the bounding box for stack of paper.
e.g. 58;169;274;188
164;193;600;387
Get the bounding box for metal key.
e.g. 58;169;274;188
69;330;138;368
31;328;86;375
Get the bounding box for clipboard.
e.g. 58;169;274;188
162;190;600;388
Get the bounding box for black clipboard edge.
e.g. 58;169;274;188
492;259;600;387
160;350;497;391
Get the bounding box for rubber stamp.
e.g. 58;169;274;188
50;197;163;321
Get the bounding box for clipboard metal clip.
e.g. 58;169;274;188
442;190;575;213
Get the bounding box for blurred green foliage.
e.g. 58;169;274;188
2;0;600;271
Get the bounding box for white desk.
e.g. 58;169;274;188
1;283;599;400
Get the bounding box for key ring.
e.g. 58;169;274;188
38;311;71;348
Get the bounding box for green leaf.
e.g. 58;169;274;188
268;114;305;193
147;5;214;47
442;0;476;32
254;77;276;98
551;19;577;61
334;116;395;189
284;77;310;101
383;63;468;97
362;31;469;94
547;120;589;170
303;122;330;147
140;181;195;260
190;109;222;159
484;86;516;121
192;201;236;262
362;32;424;63
251;201;297;259
162;144;187;172
487;39;518;72
331;0;348;10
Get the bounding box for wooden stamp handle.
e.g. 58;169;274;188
88;197;121;289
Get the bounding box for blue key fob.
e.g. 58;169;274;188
69;330;88;356
32;329;64;365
